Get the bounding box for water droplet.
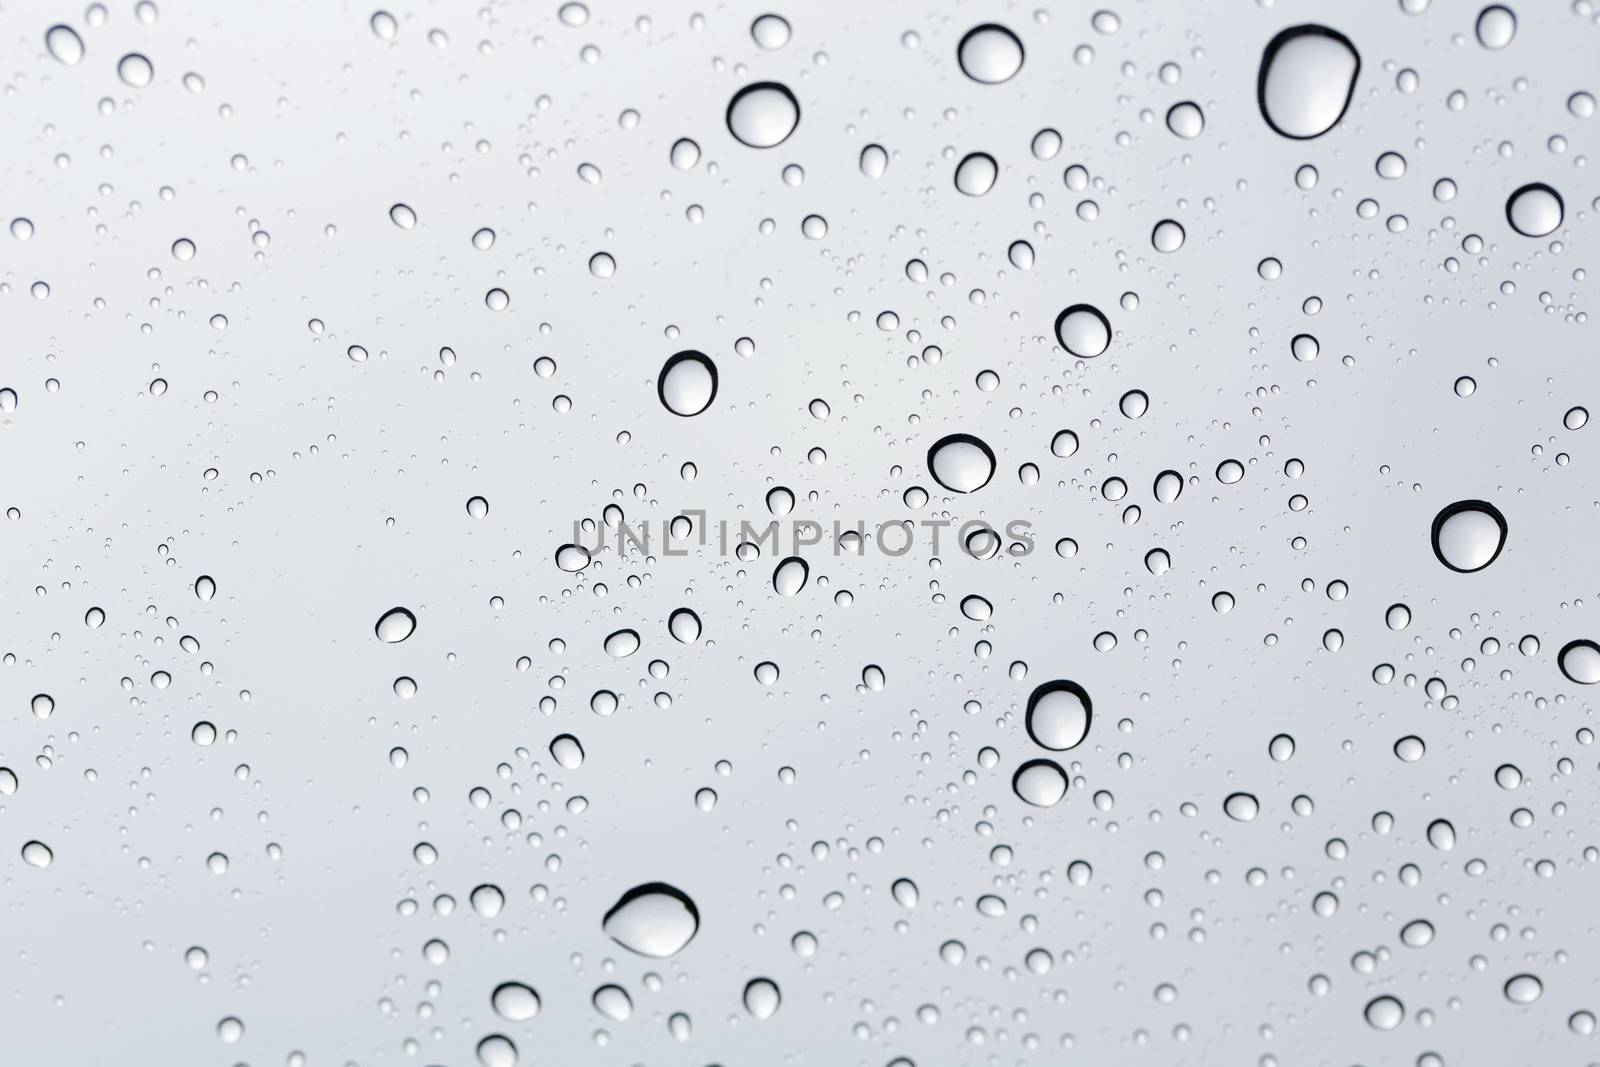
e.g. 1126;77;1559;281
1504;973;1543;1004
45;25;84;65
953;152;998;197
1257;25;1361;139
117;52;154;88
471;883;505;918
588;251;616;278
375;607;417;643
1430;500;1507;573
668;607;702;643
891;877;919;908
1025;680;1092;751
21;840;52;868
1400;919;1435;947
960;594;993;621
1151;219;1186;252
388;203;416;229
31;693;53;719
1558;639;1600;684
1426;818;1456;850
658;351;719;417
1166;101;1205;138
726;82;800;148
555;544;592;572
602;883;700;957
1475;4;1517;49
773;556;809;596
1223;792;1260;821
1506;182;1563;237
1563;406;1588;430
475;1034;517;1067
750;13;791;50
1364;994;1405;1030
1269;734;1296;761
465;495;489;518
859;143;888;178
195;575;216;600
593;984;633;1020
1012;759;1068;807
370;10;398;40
927;434;996;494
491;981;539;1021
957;23;1025;84
1054;304;1111;357
550;734;584;769
743;977;781;1019
603;628;640;657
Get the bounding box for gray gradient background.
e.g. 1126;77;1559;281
1;0;1598;1064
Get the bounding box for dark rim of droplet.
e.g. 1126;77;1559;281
657;350;719;417
1429;499;1508;573
1256;24;1362;140
604;881;700;941
1025;679;1093;750
1012;759;1067;805
957;23;1025;84
1558;638;1600;684
1053;303;1111;357
927;433;997;494
726;81;801;148
1505;182;1564;236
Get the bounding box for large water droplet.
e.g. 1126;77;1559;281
956;24;1024;84
750;13;791;50
1364;994;1405;1030
475;1034;517;1067
726;82;800;148
1475;4;1517;49
45;25;84;65
491;981;540;1021
1054;304;1111;357
1025;680;1092;751
668;607;702;643
773;556;809;596
1257;25;1360;139
1430;500;1507;573
1504;973;1543;1004
1505;182;1563;237
375;607;417;643
658;351;719;416
1558;639;1600;684
743;977;782;1019
1012;760;1068;807
953;152;998;196
549;734;584;769
1223;792;1260;821
927;434;996;494
117;52;154;88
602;883;700;957
21;840;53;868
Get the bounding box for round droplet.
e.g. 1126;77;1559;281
1257;25;1361;139
954;152;998;197
1364;995;1405;1031
555;544;591;572
743;977;781;1019
375;607;417;643
1012;759;1068;807
603;628;640;657
117;52;154;88
593;984;633;1020
658;351;719;417
602;883;700;957
1166;101;1204;138
1558;639;1600;684
465;495;489;518
1475;4;1516;49
726;82;800;148
773;556;809;596
1400;919;1434;947
1025;680;1092;751
750;13;791;50
668;608;702;643
549;734;584;769
1054;304;1111;358
957;23;1025;84
1426;818;1456;850
45;25;84;65
475;1035;517;1067
1051;430;1080;458
491;981;539;1021
1269;734;1295;762
1223;792;1259;822
927;434;997;494
470;883;505;918
1151;219;1186;252
1153;469;1183;503
1504;973;1543;1004
31;693;53;719
1430;500;1507;573
1505;182;1563;237
21;840;52;868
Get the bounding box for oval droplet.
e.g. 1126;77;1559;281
657;350;719;417
726;82;800;148
1430;500;1507;573
1012;759;1068;807
956;23;1025;84
374;606;417;643
1025;680;1092;751
1054;304;1111;358
927;434;997;494
1257;25;1361;139
601;883;700;957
